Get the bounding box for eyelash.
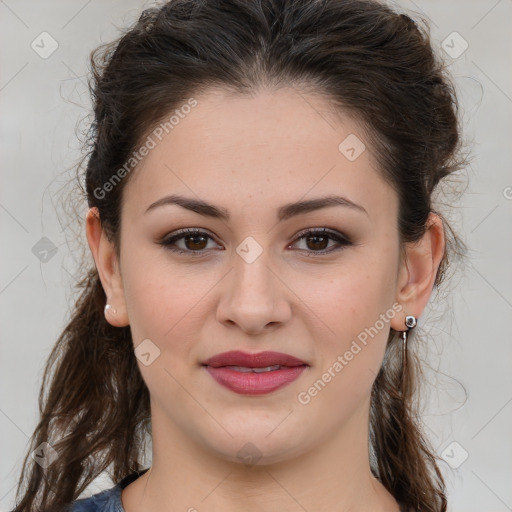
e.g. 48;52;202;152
158;227;353;258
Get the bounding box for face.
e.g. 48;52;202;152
107;86;406;465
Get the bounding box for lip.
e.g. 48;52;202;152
203;350;307;368
202;350;308;395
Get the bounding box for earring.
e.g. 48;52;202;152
401;315;417;395
104;303;116;316
405;315;417;329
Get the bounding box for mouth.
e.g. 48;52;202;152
202;350;309;395
203;350;308;368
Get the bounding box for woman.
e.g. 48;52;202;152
11;0;468;511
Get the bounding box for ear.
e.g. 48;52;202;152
390;212;445;332
85;207;129;327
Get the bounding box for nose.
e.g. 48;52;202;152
216;247;292;335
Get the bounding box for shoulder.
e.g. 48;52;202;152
66;483;122;512
66;468;149;512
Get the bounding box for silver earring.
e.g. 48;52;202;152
405;315;417;329
401;315;417;395
104;303;116;316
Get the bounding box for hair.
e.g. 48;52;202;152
12;0;469;511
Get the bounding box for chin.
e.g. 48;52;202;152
200;426;308;467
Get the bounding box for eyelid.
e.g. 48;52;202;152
288;227;353;256
161;227;222;247
291;226;351;242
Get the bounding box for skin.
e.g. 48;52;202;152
86;86;444;512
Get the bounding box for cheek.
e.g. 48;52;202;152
121;249;220;356
302;247;399;376
124;271;194;343
121;260;206;396
310;255;397;333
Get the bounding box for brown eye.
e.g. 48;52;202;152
159;229;221;256
304;233;330;251
291;228;353;256
182;233;208;250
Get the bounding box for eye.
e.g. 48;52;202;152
159;228;222;256
289;228;353;256
158;227;353;257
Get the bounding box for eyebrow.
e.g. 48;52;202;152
144;193;368;221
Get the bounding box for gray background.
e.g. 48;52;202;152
1;0;511;510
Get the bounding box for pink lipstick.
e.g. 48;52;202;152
202;350;308;395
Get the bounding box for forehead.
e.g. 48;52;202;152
121;86;397;224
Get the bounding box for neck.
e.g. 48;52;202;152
122;396;400;512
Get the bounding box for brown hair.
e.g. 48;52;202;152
12;0;469;510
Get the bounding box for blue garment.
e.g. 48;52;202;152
67;468;150;511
